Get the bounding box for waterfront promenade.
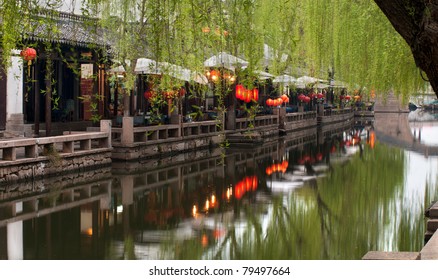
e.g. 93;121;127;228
0;107;354;184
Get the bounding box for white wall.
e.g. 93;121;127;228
6;51;23;117
39;0;85;15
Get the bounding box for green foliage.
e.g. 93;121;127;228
0;0;429;109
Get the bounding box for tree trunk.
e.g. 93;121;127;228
374;0;438;97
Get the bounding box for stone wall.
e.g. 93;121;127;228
0;151;112;186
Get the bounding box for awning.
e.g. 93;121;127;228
204;52;249;71
273;74;296;84
135;58;208;84
134;58;161;74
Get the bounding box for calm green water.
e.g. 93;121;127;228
2;118;438;260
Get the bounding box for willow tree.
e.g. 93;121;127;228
0;0;434;114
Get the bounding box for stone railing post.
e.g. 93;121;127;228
100;119;112;148
317;104;324;116
121;117;134;145
273;107;285;130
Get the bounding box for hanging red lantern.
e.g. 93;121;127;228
236;84;244;100
266;98;274;106
298;94;306;102
20;47;37;61
345;95;351;101
317;93;324;99
304;96;311;103
210;69;220;82
280;94;288;102
164;91;174;99
179;87;186;97
244;89;252;103
252;88;259;101
144;90;154;99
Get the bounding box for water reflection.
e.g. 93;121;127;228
409;110;438;146
1;121;438;260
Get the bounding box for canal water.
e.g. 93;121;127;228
1;112;438;260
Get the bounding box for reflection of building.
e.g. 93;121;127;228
0;170;111;259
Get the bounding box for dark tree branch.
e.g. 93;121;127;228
374;0;438;97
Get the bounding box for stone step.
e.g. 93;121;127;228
362;251;419;260
420;230;438;260
427;219;438;232
425;230;435;244
426;201;438;218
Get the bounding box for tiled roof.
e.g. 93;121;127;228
26;10;110;47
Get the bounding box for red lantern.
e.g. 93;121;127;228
144;90;154;99
210;69;220;82
317;93;324;99
266;98;274;106
252;88;259;101
20;48;37;61
345;95;351;101
179;87;186;97
298;94;305;102
236;84;244;100
304;96;311;103
244;89;252;103
316;153;323;161
281;94;288;102
164;91;174;99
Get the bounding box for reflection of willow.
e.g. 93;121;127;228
161;143;413;259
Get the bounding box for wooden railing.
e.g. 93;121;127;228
0;120;111;163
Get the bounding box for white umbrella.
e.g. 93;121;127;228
159;62;192;82
273;74;296;84
296;75;324;84
255;70;275;80
204;52;249;71
331;80;348;88
134;58;160;74
108;65;125;73
192;72;209;85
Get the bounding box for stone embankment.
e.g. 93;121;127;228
362;201;438;260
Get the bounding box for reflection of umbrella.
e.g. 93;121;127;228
273;74;296;84
134;58;160;74
204;52;249;71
